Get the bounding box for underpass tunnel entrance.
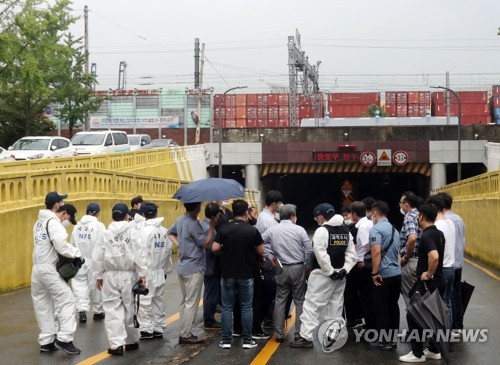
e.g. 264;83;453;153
261;171;430;232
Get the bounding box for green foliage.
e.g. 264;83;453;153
364;104;388;117
0;0;101;146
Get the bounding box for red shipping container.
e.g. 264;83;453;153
214;94;223;108
493;85;500;96
385;92;397;104
419;104;430;116
297;94;310;106
433;103;489;116
396;104;408;117
419;92;431;104
225;107;236;119
329;105;369;117
397;92;408;104
278;118;290;127
432;91;488;104
257;106;268;119
214;107;226;120
246;94;258;106
278;93;289;106
267;119;278;127
492;96;500;107
236;107;246;119
246;119;257;128
235;118;246;128
246;106;257;119
299;106;312;119
329;92;380;105
408;104;420;117
408;92;419;104
235;94;246;107
279;106;289;119
257;94;268;106
268;106;279;119
461;116;491;125
257;119;267;127
224;119;236;128
267;94;279;106
224;94;236;107
385;103;396;117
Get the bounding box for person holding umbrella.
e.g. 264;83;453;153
400;204;446;363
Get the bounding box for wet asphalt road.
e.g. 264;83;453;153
0;256;498;365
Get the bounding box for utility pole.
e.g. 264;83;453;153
195;43;205;144
84;5;90;130
194;38;200;89
445;71;450;125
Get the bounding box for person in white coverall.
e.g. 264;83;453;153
290;203;357;348
93;203;148;356
32;192;83;355
71;202;106;323
137;202;173;340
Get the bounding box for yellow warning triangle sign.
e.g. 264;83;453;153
379;151;390;161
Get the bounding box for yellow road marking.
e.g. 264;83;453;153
250;308;296;365
77;300;203;365
464;258;500;281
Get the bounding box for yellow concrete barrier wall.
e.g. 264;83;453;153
436;170;500;269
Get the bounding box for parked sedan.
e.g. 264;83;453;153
9;136;77;160
0;147;15;162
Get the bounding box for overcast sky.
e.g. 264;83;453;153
69;0;500;93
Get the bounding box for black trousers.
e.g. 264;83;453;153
203;275;221;324
345;265;376;329
452;268;464;330
372;274;401;340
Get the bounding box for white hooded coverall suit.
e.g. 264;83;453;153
299;214;357;341
71;214;105;314
31;209;82;345
137;217;173;334
93;221;147;350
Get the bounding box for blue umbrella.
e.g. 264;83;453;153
173;178;245;203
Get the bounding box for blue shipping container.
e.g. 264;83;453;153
493;107;500;119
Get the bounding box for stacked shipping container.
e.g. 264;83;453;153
492;86;500;124
385;91;430;117
432;91;491;125
328;92;379;117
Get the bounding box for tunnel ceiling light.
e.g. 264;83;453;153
338;144;357;149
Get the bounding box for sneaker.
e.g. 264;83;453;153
78;312;87;323
219;339;231;349
203;322;222;330
424;348;441;360
125;343;139;351
140;331;154;340
232;331;242;337
252;332;271;340
242;339;258;349
347;319;364;329
54;339;81;355
289;336;313;348
93;312;105;320
275;337;285;343
40;342;58;352
399;351;426;363
107;347;123;356
153;331;164;339
368;341;394;351
178;335;203;344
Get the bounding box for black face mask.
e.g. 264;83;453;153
248;218;257;226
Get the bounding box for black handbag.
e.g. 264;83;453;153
46;219;82;282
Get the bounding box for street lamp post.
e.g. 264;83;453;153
431;86;462;181
218;86;247;178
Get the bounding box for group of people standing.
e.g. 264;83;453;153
32;193;172;356
31;187;467;362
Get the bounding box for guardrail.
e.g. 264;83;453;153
434;170;500;199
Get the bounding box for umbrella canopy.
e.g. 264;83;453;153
461;281;475;314
173;178;245;203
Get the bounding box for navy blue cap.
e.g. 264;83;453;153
45;191;67;206
86;202;101;214
112;203;129;221
314;203;335;219
140;201;158;217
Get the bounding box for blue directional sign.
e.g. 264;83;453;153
45;106;52;115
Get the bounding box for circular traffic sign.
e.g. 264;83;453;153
360;151;376;167
45;106;52;115
393;150;409;166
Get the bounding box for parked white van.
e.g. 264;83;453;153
71;131;130;155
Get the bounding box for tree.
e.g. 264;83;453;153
365;104;388;117
55;33;104;137
0;0;75;146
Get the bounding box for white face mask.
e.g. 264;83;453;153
62;220;71;228
344;219;352;226
400;208;406;216
220;200;229;207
